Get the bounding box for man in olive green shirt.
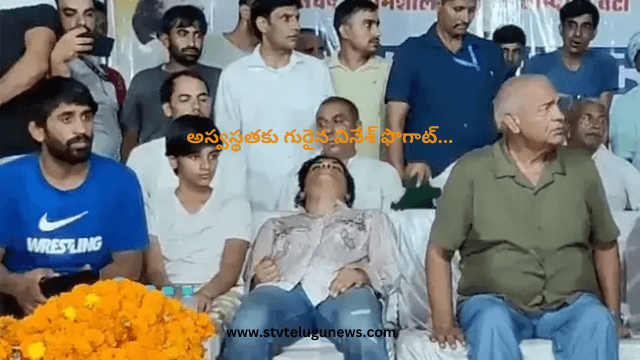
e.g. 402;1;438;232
426;75;623;360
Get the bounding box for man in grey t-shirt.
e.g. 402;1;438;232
121;5;221;162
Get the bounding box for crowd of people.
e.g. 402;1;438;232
1;0;640;359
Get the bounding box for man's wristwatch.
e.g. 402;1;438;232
611;309;626;326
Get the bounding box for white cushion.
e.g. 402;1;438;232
397;330;640;360
274;338;343;360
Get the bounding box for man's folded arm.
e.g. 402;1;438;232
0;26;56;106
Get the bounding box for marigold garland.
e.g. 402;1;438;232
0;279;215;360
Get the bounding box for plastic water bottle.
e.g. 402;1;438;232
181;286;197;310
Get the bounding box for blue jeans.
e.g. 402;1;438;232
221;284;388;360
458;293;618;360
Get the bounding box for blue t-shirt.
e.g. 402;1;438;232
522;49;619;99
385;23;512;176
0;155;148;273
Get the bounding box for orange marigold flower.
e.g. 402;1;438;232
63;306;77;321
163;346;180;360
26;341;46;359
84;293;101;309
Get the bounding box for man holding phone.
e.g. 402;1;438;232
0;77;147;318
51;0;122;161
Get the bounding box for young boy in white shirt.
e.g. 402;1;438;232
145;115;252;327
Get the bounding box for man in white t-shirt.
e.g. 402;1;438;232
145;116;252;326
215;0;335;211
276;97;404;211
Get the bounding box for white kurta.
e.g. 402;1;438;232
592;144;640;211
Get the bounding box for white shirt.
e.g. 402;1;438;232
215;45;335;211
276;154;405;212
146;175;253;286
610;86;640;170
126;137;248;206
430;161;457;189
592;144;640;211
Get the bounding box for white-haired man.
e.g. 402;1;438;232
427;75;624;360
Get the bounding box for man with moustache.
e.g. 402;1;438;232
0;77;147;317
330;0;388;160
51;0;122;161
523;0;618;110
427;75;623;359
567;99;640;212
121;5;221;162
215;0;335;211
385;0;511;187
276;97;404;211
222;155;398;360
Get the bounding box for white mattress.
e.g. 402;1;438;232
397;330;640;360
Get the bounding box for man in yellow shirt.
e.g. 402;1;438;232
329;0;388;160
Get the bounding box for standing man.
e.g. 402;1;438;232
427;75;625;359
215;0;335;211
201;0;260;70
385;0;510;185
51;0;122;161
610;32;640;169
121;5;222;162
330;0;388;160
567;99;640;211
0;77;147;317
522;0;618;109
0;0;59;164
492;24;526;75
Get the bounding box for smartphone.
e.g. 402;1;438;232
402;174;419;189
77;30;114;57
39;270;99;298
90;35;115;57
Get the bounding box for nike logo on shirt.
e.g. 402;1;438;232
38;211;89;232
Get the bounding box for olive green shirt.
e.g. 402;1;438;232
430;139;620;312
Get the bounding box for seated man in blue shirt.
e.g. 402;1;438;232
522;0;618;109
0;77;147;317
385;0;511;185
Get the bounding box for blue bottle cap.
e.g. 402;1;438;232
162;286;174;296
182;287;194;296
145;285;156;291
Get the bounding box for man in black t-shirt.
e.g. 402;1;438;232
0;1;60;162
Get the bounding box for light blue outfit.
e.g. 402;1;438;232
458;293;618;360
221;284;388;360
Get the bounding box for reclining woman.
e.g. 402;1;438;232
221;155;400;360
